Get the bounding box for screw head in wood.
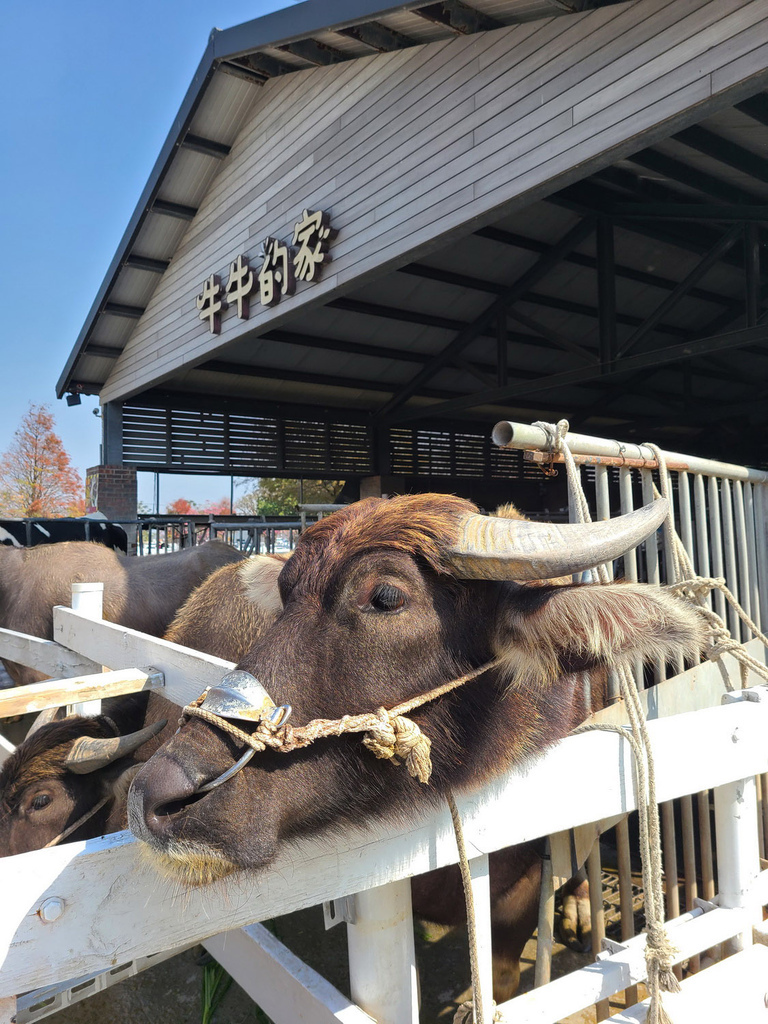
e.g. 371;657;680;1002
38;897;65;923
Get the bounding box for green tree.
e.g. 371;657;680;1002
0;404;84;517
236;478;343;516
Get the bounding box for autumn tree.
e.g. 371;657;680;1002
165;498;197;515
236;478;343;516
0;404;84;518
200;498;233;515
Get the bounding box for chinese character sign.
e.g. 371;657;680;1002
194;208;336;333
292;209;336;282
225;255;256;319
195;275;227;334
258;237;296;307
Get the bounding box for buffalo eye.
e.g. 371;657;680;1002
30;793;52;811
367;583;406;613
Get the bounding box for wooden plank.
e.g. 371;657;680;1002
0;628;101;678
1;695;767;998
51;606;235;706
204;924;374;1024
0;668;165;718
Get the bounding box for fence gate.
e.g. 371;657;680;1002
1;420;767;1024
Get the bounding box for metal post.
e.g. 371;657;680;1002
586;843;609;1020
68;583;104;717
347;879;419;1024
720;478;741;641
535;839;555;988
708;476;727;624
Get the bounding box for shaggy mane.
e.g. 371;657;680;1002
287;494;477;582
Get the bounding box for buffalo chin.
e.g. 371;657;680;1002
137;838;239;887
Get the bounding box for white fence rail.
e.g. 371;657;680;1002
1;421;767;1024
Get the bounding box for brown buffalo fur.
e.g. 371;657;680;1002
0;539;244;686
165;554;287;663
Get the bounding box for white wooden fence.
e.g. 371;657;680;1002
1;424;767;1024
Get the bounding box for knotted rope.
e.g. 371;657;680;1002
537;420;680;1024
181;659;499;786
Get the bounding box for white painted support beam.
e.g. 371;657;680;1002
0;668;165;718
0;628;100;678
205;923;374;1024
605;942;768;1023
714;775;762;953
499;902;758;1024
347;879;419;1024
2;698;768;998
52;606;235;705
469;854;494;1023
68;583;104;716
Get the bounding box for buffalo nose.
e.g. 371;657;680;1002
128;756;202;842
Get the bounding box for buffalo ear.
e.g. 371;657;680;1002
496;582;705;686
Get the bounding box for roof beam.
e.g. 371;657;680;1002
335;22;417;52
181;133;231;159
735;93;768;128
610;203;768;221
279;38;350;66
152;198;197;221
382;324;768;423
124;254;170;274
375;217;596;419
618;223;743;358
626;147;758;206
236;52;294;77
84;345;121;359
674;125;768;187
414;1;504;34
399;264;691;338
217;60;269;85
103;302;145;320
473;225;734;308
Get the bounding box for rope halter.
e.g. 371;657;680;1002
179;661;499;792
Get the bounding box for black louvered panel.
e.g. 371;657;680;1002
389;426;526;479
122;402;374;476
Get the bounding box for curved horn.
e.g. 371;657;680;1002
64;720;168;775
26;706;66;738
447;499;668;582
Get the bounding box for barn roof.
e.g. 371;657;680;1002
58;0;768;471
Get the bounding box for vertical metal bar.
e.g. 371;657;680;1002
755;484;768;628
347;879;419;1024
586;843;609;1021
677;471;694;566
708;476;727;624
620;467;644;688
733;480;752;626
615;816;638;1007
698;790;716;901
744;483;761;631
720;478;741;641
757;775;766;862
713;775;761;954
661;800;680;923
641;469;664;683
680;794;699;972
595;465;619;703
693;474;712;611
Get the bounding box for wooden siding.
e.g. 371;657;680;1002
101;0;768;404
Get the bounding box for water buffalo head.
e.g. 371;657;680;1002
128;494;704;885
0;707;166;856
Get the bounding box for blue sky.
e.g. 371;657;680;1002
0;0;299;512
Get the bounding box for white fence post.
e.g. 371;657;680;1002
347;879;419;1024
713;774;761;954
67;583;104;717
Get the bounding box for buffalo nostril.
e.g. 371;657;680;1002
129;756;203;839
